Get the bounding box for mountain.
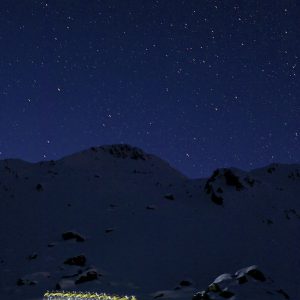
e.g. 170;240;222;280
0;144;299;300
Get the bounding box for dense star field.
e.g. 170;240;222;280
0;0;299;177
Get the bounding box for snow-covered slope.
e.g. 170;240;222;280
0;145;299;300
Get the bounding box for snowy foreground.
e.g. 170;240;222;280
0;144;299;300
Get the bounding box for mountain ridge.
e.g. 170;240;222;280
1;143;299;180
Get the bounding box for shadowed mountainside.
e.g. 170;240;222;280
0;144;299;300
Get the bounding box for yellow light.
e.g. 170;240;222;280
43;291;137;300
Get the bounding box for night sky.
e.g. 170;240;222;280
0;1;299;178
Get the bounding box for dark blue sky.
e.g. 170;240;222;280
0;0;299;178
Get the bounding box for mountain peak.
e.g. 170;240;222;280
91;144;150;161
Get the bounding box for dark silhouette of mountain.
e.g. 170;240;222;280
0;145;299;300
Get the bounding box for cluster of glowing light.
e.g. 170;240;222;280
43;291;137;300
